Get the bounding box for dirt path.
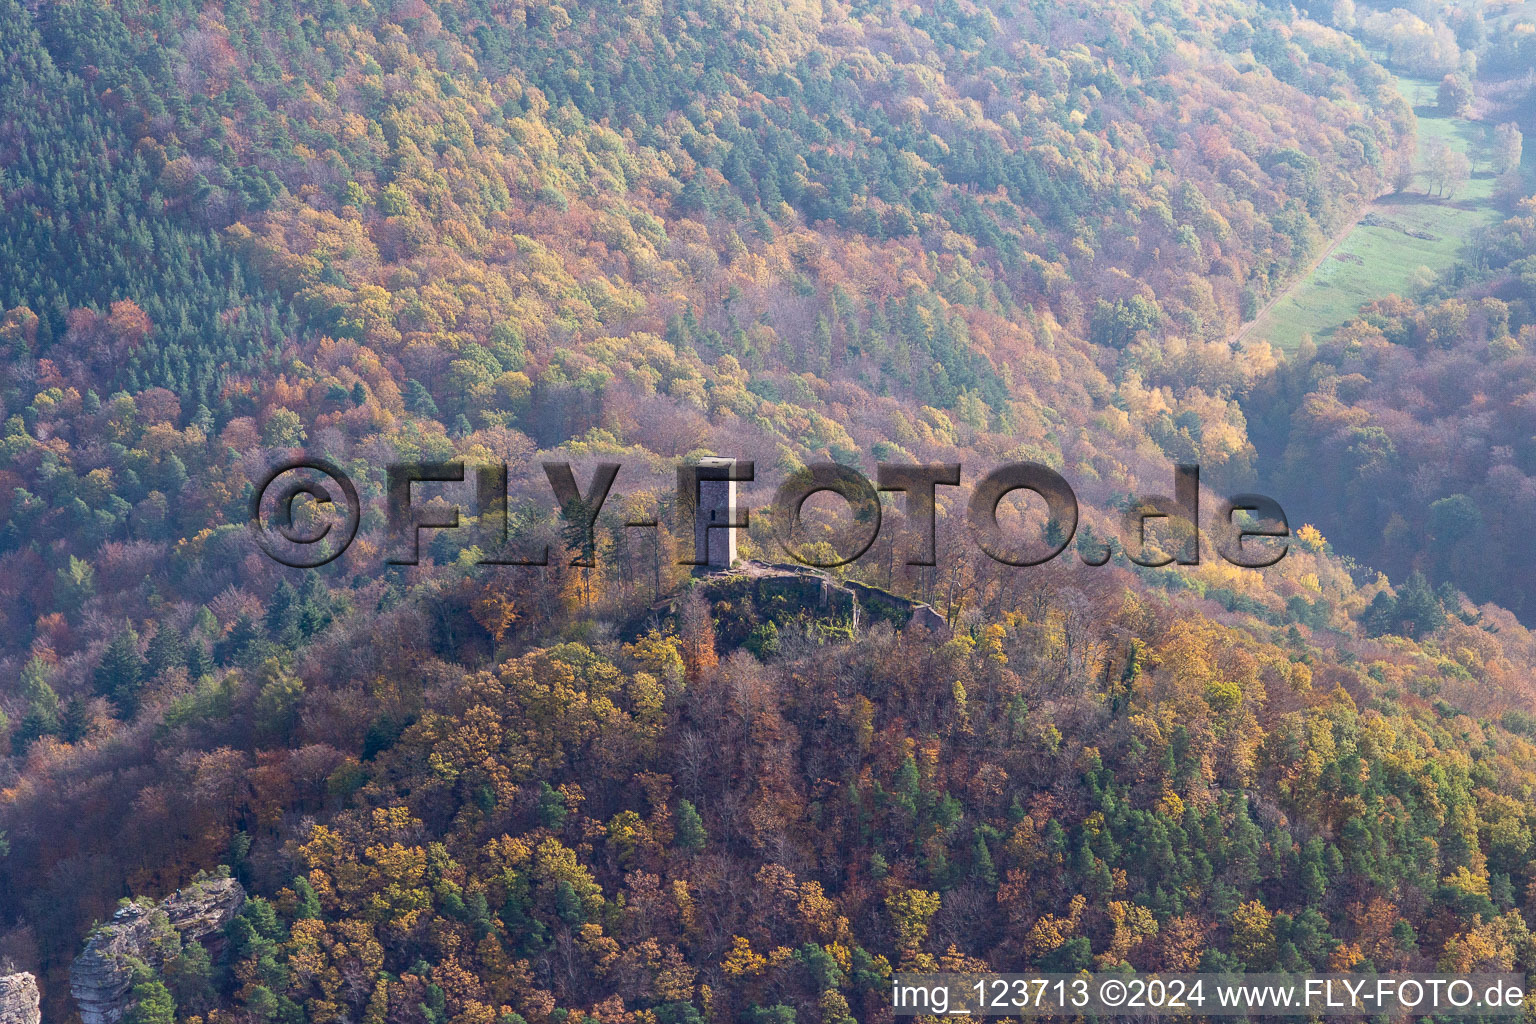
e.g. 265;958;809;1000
1229;191;1387;348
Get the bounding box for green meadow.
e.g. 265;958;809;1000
1245;73;1508;352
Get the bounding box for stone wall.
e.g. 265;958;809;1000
683;560;950;634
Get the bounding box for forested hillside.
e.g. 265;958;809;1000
1245;0;1536;622
1;0;1535;1022
1248;201;1536;617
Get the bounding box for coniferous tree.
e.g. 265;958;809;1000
297;575;332;636
675;800;707;851
59;696;91;744
264;580;300;645
163;943;214;1017
122;980;175;1024
95;628;145;715
291;876;321;920
186;638;213;679
16;657;61;747
1362;590;1398;637
216;613;269;667
145;625;185;678
1395;572;1446;636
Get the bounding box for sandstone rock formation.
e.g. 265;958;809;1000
0;974;40;1024
71;876;245;1024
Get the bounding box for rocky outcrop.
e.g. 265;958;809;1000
71;877;245;1024
154;876;246;952
0;974;40;1024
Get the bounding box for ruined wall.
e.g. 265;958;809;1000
651;560;949;636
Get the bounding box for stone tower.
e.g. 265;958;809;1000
696;456;738;568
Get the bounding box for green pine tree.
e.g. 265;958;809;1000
122;979;175;1024
292;876;321;920
675;800;707;851
95;628;145;715
145;625;185;678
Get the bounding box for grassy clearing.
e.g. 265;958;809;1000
1245;73;1507;352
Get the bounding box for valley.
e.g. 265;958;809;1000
1243;71;1514;352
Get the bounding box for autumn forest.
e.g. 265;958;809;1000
1;0;1536;1021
